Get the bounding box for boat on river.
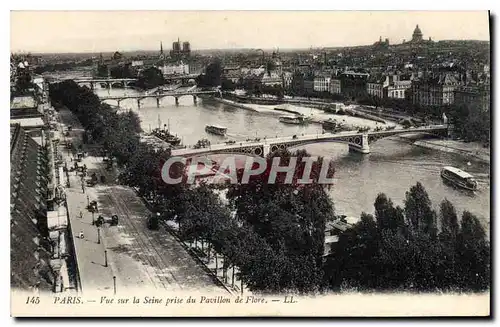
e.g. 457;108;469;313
205;125;227;136
440;166;478;191
322;119;350;132
150;116;181;146
151;128;181;146
279;116;308;125
322;119;338;131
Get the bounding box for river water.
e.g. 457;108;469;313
82;83;490;234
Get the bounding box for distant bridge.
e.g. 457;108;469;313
47;78;138;90
163;74;200;81
99;89;221;107
48;74;201;89
171;125;449;157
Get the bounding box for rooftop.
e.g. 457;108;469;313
11;124;54;291
11;95;37;109
442;166;475;179
10;117;45;129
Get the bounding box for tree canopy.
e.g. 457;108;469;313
324;183;489;292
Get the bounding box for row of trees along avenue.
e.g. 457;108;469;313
49;80;489;294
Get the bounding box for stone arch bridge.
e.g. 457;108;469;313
99;90;220;107
171;125;449;158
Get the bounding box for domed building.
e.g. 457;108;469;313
404;24;433;45
412;25;423;42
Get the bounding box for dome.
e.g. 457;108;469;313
411;24;423;42
413;24;423;36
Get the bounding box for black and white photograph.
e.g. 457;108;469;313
9;10;491;317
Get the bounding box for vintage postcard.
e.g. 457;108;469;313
10;10;491;317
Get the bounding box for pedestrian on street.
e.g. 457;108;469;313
79;230;84;239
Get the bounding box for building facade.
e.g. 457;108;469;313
412;74;459;106
454;84;491;113
313;75;331;92
366;75;388;98
329;79;342;94
283;71;293;90
340;71;370;100
160;63;190;76
261;71;283;86
386;77;412;99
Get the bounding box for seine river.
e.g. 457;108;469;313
44;73;488;235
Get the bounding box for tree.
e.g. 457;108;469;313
374;193;405;232
456;211;490;291
137;67;164;89
447;103;490;145
97;63;109;77
110;64;134;79
404;182;437;237
197;60;222;88
15;67;33;94
221;77;236;91
439;199;459;239
226;149;335;294
326;212;380;291
323;180;490;293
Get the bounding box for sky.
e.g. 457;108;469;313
10;11;490;53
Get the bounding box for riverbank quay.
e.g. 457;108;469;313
223;91;338;109
52;105;227;294
209;96;259;111
210;96;395;131
398;133;490;164
220;92;394;124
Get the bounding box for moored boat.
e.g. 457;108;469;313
440;166;478;191
151;128;181;146
322;119;338;131
322;119;350;132
205;125;227;136
279;116;308;125
150;116;182;146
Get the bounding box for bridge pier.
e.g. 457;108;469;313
348;134;370;154
137;99;141;109
90;82;94;91
117;99;122;108
106;82;112;90
156;98;160;108
193;95;197;105
174;97;179;106
263;144;270;157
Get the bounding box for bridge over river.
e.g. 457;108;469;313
171;125;449;157
47;74;201;89
100;89;221;107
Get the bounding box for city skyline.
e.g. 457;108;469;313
11;11;490;54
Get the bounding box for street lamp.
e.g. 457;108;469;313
97;227;101;244
104;250;108;267
113;276;116;295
